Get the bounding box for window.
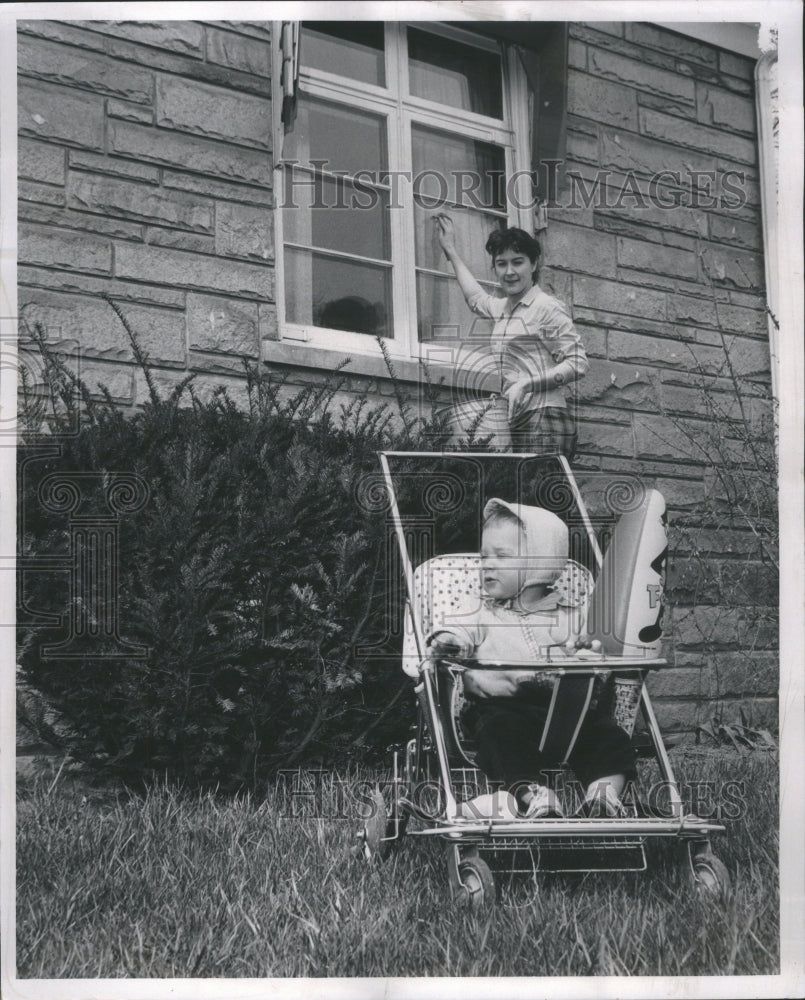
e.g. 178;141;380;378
274;22;533;357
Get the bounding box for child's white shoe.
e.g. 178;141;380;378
456;791;519;821
521;784;564;819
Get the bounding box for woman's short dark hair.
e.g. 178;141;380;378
485;227;542;269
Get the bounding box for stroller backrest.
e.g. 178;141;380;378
401;554;594;678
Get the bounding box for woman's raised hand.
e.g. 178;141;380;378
434;213;456;255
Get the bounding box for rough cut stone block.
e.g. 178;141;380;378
18;289;187;366
650;699;702;732
107;99;154;124
543;221;616;278
215;202;274;261
573;322;606;358
671;606;744;649
625;23;718;68
651;475;706;508
576;417;634;456
547;202;595;228
71;358;137;401
72;20;205;57
538;268;573;308
633;413;709;460
68;174;214;232
18;266;186;309
205;25;270;76
710;651;778;696
589;48;696;105
617;270;723;299
19;138;65;185
17;20;107;53
19;202;144;241
640;109;757;165
699;243;764;291
647;665;705;699
577;22;623;38
697;85;757;135
146;229;215;253
115;243;274;299
185;372;251;410
259;302;279;342
69;149;160;184
132;367;193;407
155;76;271;150
712;304;769;338
186;292;259;355
715;335;770;376
714;164;760;207
713;697;778;730
19;225;111;274
566;130;599;164
616;236;697;279
573;274;666;320
188;352;249;375
17;35;153;103
568;72;638;130
162;170;274;207
600;128;715;180
18;181;65;207
111;121;271;185
636;92;697;120
658;380;726;419
218;22;272;39
718;50;755;81
726;289;767;312
578;359;656;409
19;81;104;150
708;212;763;250
666;293;719;328
596;200;708;239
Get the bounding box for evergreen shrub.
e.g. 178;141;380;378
17;318;477;788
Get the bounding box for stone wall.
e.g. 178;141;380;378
543;22;775;736
18;19;274;410
16;19;776;738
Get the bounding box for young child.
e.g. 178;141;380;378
428;499;636;818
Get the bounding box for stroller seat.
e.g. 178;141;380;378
402;555;613;767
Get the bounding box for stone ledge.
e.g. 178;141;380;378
262;341;469;391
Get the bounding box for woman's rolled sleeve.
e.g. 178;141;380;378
467;289;505;319
543;302;589;379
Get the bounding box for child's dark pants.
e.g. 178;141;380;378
462;695;637;799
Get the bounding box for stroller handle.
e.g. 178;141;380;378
429;656;666;673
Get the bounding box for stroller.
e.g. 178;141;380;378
354;451;730;908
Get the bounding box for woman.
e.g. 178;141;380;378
435;215;588;458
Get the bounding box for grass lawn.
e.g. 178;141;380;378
16;746;778;979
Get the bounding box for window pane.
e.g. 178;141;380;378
408;27;502;119
411;125;505;212
285;249;392;337
414;201;504;275
301;22;385;87
417;272;495;343
284;172;390;261
284;96;387;177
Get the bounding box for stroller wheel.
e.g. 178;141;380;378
690;848;731;895
353;789;391;863
446;846;496;910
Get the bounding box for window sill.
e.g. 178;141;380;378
261;339;490;391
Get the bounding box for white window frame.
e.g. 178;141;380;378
271;21;534;361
